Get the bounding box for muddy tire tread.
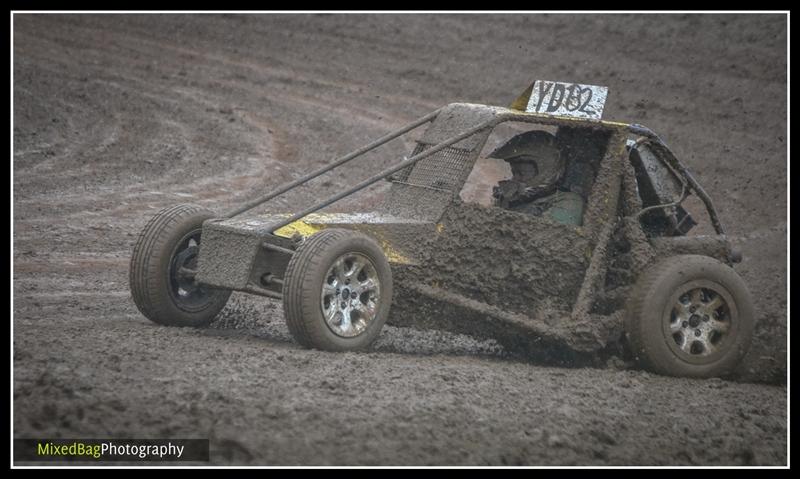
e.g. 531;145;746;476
283;228;392;351
625;254;754;377
129;204;230;326
283;229;352;347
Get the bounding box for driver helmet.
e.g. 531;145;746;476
489;130;565;190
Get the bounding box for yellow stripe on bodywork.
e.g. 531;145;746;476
274;220;414;265
274;220;322;239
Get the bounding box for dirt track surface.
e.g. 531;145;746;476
13;14;787;465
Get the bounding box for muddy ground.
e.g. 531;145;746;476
13;14;787;465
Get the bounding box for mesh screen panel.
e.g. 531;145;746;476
391;142;473;192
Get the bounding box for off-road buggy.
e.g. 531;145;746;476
129;81;754;378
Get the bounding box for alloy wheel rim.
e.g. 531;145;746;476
664;281;736;361
320;252;381;338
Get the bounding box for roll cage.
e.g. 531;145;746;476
222;103;725;239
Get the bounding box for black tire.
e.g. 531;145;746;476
625;254;754;378
129;204;231;326
283;228;393;351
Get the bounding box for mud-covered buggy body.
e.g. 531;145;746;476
130;96;753;378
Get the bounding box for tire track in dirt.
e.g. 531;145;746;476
14;16;417;309
14;21;423;220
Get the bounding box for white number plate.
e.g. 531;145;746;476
525;80;608;120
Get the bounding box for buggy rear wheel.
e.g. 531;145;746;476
129;204;231;326
283;229;393;351
625;254;754;378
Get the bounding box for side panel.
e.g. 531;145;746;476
402;202;592;318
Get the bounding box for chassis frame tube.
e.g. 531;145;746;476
224;109;441;219
263;116;507;233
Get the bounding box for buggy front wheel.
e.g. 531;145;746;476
282;229;393;351
129;204;231;326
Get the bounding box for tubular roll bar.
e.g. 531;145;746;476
262;114;509;234
224;108;442;219
627;124;726;235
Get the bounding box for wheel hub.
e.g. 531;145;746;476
668;285;733;358
174;246;199;294
320;252;381;338
168;231;217;312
